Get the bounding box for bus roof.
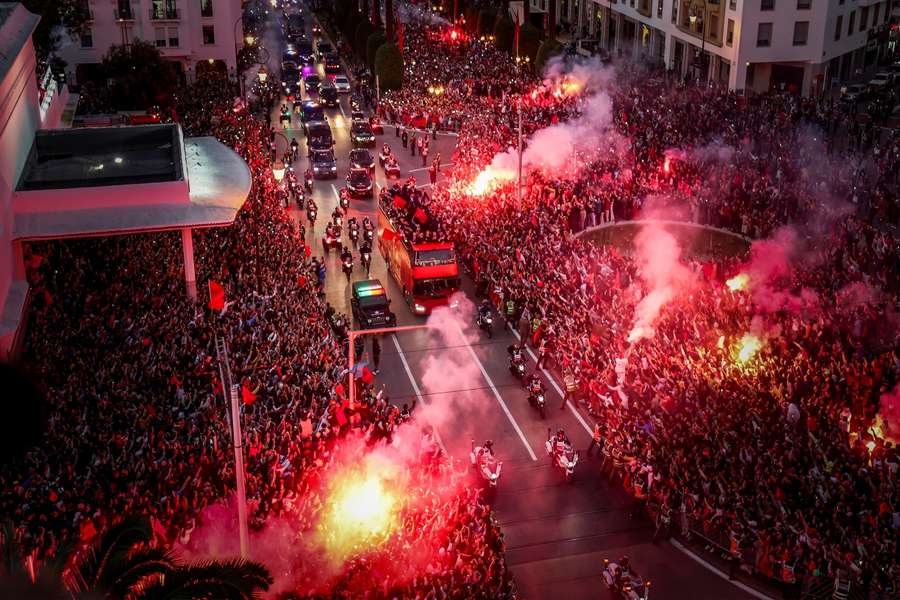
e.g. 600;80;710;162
411;242;453;251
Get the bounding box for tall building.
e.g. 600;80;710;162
0;2;251;359
58;0;245;86
550;0;896;95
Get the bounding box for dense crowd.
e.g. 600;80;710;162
385;18;899;598
4;72;514;598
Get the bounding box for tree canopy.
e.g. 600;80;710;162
374;42;404;91
101;41;179;111
20;0;91;66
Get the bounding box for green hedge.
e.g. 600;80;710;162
519;22;542;63
366;31;387;70
354;20;375;58
492;15;515;53
535;39;563;74
476;8;496;36
374;42;404;91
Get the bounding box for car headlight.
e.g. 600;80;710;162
413;303;426;313
330;165;337;171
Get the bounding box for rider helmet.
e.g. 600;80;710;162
484;440;493;449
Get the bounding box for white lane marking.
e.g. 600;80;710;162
454;323;537;461
670;540;774;600
510;328;593;436
339;103;347;119
390;334;448;454
330;183;341;202
408;162;453;173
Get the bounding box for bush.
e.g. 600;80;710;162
492;15;515;53
476;8;496;36
518;22;542;63
374;42;404;91
355;20;375;58
343;10;362;39
366;31;387;70
535;38;563;74
464;7;479;33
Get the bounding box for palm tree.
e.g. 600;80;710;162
134;559;273;600
2;517;272;600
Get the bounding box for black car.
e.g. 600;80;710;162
347;168;374;198
286;14;305;40
300;101;325;131
351;280;396;328
309;149;337;178
350;120;375;146
296;40;315;64
304;73;321;93
323;52;342;74
282;44;299;64
281;62;301;98
349;148;375;171
319;84;339;107
306;121;334;152
316;42;334;60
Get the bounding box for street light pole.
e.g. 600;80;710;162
346;325;429;408
215;336;250;559
517;94;523;208
699;0;707;83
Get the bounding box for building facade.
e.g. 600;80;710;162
552;0;896;95
58;0;244;85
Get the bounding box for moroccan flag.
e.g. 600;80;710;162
382;228;398;241
241;384;256;405
208;280;225;310
298;275;307;287
413;208;429;224
361;366;375;384
304;245;312;258
393;195;407;209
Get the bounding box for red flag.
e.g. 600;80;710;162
413;208;429;224
208;280;225;310
393;195;407;209
361;366;374;384
241;384;256;405
334;383;345;396
397;21;404;52
298;275;307;287
382;228;398;241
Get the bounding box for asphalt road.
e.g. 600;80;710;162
262;7;764;600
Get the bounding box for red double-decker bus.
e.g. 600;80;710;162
377;193;460;315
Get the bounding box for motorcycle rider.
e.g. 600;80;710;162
304;167;314;192
527;373;544;400
359;239;372;274
340;245;353;267
331;207;343;226
476;440;494;461
551;428;571;454
478;299;492;320
290;136;299;160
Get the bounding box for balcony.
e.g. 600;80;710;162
114;7;135;20
150;7;181;20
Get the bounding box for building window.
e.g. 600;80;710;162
709;14;718;39
729;0;736;9
873;3;880;24
168;27;179;47
726;18;734;45
796;0;810;8
658;0;663;17
847;10;855;35
117;0;132;19
202;25;215;44
200;0;213;17
793;21;808;45
834;14;842;40
859;7;868;32
671;0;677;23
885;1;890;24
756;22;772;46
155;27;167;47
80;30;93;47
760;0;773;10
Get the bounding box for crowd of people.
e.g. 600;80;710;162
381;16;899;598
4;69;515;598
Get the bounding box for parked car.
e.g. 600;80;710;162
840;84;868;104
868;73;892;92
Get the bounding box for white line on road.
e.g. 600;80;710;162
390;334;448;455
454;323;538;461
330;183;341;202
408;163;453;173
339;103;347;119
670;540;774;600
510;328;593;436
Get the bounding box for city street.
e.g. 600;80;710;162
266;12;762;600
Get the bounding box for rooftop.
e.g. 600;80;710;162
16;125;184;191
0;3;39;86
